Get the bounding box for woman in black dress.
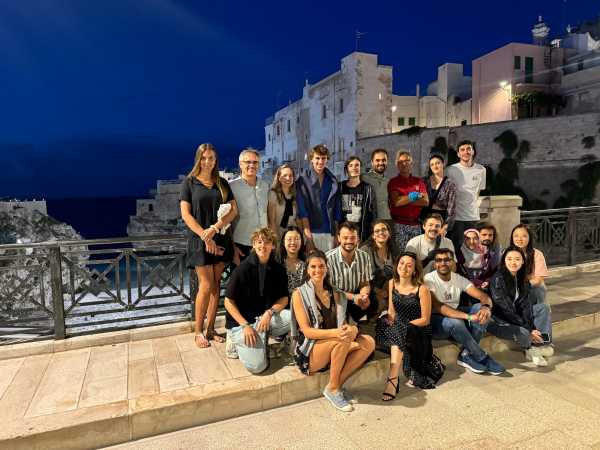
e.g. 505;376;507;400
377;252;436;400
180;143;237;348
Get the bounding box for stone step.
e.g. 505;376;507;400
1;310;599;450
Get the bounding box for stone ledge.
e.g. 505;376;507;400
2;311;598;450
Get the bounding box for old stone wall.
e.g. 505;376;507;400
356;112;600;208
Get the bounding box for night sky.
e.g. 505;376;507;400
1;0;598;198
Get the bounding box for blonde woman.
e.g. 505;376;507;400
268;164;299;239
180;143;237;348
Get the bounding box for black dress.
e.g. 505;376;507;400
180;176;235;267
376;287;438;388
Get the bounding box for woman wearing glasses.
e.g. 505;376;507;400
360;220;398;318
180;143;238;348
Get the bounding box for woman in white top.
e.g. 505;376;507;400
268;164;300;239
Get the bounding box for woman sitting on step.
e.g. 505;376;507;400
291;250;375;413
486;246;554;367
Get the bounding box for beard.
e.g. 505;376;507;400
481;239;492;247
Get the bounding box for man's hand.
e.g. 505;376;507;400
256;311;272;333
243;326;258;347
233;245;245;265
474;306;491;325
199;226;216;242
531;329;543;344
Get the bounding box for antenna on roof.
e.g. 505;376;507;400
355;30;367;51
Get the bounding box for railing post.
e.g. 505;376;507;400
567;210;577;266
48;245;66;339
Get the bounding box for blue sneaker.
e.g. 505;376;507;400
457;353;487;374
481;356;505;375
342;388;358;405
323;388;353;412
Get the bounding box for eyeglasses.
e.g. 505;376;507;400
434;258;452;264
373;229;389;235
241;160;259;166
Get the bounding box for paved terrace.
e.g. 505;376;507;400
1;264;600;450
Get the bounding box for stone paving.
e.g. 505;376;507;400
105;327;600;450
1;270;600;449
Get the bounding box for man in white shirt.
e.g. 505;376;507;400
230;148;269;264
425;248;505;375
446;140;486;250
405;213;455;273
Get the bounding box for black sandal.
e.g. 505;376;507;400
382;376;400;402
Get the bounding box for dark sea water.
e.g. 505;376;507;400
46;196;143;239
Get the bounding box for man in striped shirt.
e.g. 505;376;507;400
326;222;374;323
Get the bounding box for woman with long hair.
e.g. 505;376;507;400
278;226;307;297
377;252;443;400
180;143;237;348
360;220;398;318
291;250;375;412
340;156;376;243
268;164;300;239
511;224;549;305
487;246;553;366
422;154;456;235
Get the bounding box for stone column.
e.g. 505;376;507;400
478;195;523;248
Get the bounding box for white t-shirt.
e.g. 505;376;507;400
405;234;455;274
446;162;486;221
424;271;473;309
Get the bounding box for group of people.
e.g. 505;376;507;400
179;141;553;413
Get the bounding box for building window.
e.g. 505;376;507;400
398;117;405;126
296;114;300;124
339;98;344;113
287;119;291;132
268;133;271;142
322;104;327;119
350;141;353;147
525;57;534;83
514;55;521;70
277;125;280;136
408;117;416;126
578;60;584;71
148;204;154;212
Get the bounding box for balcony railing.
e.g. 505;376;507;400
521;206;600;266
0;235;230;345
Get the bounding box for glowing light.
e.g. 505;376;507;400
391;105;397;112
499;80;508;89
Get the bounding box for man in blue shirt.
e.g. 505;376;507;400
296;144;342;252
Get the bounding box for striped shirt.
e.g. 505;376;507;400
326;246;373;293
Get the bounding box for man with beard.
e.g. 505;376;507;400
362;148;391;222
405;213;455;273
326;222;374;324
446;141;487;251
477;222;502;285
425;248;505;375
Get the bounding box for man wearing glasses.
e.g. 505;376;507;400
230;148;269;264
424;248;505;375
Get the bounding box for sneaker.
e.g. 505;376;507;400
538;345;554;357
342;388;358;405
268;343;282;359
481;356;505;375
323;388;353;412
457;353;487;374
225;332;238;359
525;347;548;367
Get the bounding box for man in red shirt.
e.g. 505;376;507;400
388;151;429;252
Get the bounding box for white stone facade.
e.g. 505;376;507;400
0;200;47;216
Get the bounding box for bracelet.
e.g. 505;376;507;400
210;224;220;233
481;304;491;309
241;323;251;328
467;314;472;324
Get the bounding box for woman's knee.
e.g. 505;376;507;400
358;335;376;353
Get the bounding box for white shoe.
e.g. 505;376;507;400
539;345;554;357
525;347;548;366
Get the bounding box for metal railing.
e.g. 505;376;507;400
0;235;230;345
521;206;600;266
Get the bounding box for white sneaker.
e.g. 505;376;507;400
539;345;554;357
525;347;548;366
225;332;238;359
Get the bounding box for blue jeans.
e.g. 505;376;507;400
529;284;547;305
431;303;488;362
487;303;552;349
229;309;291;374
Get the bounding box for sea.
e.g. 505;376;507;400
46;196;142;239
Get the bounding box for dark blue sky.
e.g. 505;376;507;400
1;0;598;198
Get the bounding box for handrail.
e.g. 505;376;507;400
0;234;186;250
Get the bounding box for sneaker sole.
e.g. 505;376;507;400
486;369;505;376
457;359;486;374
